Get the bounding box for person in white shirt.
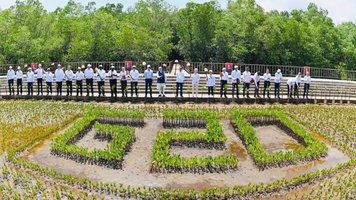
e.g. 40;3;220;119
287;78;296;99
242;67;251;98
144;65;153;98
206;70;215;97
84;64;94;96
119;67;128;97
108;65;118;97
45;68;54;95
16;66;23;95
75;66;85;96
130;65;139;97
253;71;261;98
176;66;185;97
54;64;65;96
27;67;35;95
274;69;283;99
7;66;15;95
263;68;271;98
157;66;167;97
294;72;301;99
96;65;106;97
303;72;311;99
65;66;74;96
191;68;200;97
231;66;241;99
35;64;44;95
220;68;229;98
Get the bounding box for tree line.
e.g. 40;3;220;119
0;0;355;70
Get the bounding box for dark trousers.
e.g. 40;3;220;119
294;83;299;99
243;83;250;97
110;79;117;97
208;86;214;96
303;83;310;99
86;78;94;96
98;81;105;96
66;81;73;96
145;79;152;97
121;80;127;97
274;83;281;98
8;79;14;95
176;82;184;97
46;82;52;95
254;81;260;97
232;83;239;98
76;80;83;96
287;85;293;98
263;81;270;98
56;82;62;96
220;80;227;97
17;79;22;95
27;82;33;95
37;78;43;95
131;82;138;97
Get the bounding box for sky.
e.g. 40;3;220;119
0;0;355;24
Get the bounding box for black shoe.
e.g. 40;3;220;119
159;94;161;97
163;95;166;97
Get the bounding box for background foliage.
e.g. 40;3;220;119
0;0;355;70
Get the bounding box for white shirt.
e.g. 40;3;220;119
7;69;15;80
206;75;215;87
263;73;271;81
97;69;106;82
304;75;311;84
191;73;200;84
295;75;302;84
55;69;65;82
84;68;94;79
75;71;84;81
65;70;74;81
45;72;53;82
253;72;260;83
144;70;153;79
287;78;295;87
176;71;185;83
130;70;139;82
221;72;229;81
27;71;35;83
108;70;117;79
242;71;251;83
231;70;241;83
275;72;283;83
16;70;23;79
119;71;127;81
35;68;44;79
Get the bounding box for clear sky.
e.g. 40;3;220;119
0;0;355;24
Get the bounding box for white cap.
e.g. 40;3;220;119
47;68;51;71
209;70;213;73
234;65;238;69
17;66;21;70
87;64;92;68
222;68;226;71
57;64;61;67
38;64;42;67
111;65;114;69
99;65;103;68
142;62;147;66
174;60;179;63
147;65;151;68
277;69;281;73
28;67;32;70
132;65;136;68
9;66;13;69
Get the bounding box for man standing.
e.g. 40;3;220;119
16;66;23;95
45;68;53;95
130;65;139;97
7;66;15;95
176;67;185;98
97;65;106;97
220;68;228;98
35;64;44;95
119;67;128;97
75;66;84;96
294;72;301;99
274;69;283;99
144;65;153;98
206;70;215;97
157;66;166;97
27;67;34;95
253;71;260;98
84;64;94;96
231;66;241;99
303;72;311;99
54;64;64;96
191;68;200;98
263;69;271;98
108;65;118;97
242;67;251;98
65;66;74;96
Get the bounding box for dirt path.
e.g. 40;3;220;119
23;119;350;190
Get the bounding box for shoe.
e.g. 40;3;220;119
163;95;166;97
158;94;161;97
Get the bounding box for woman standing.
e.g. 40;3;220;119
206;70;215;97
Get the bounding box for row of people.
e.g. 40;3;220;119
6;64;311;99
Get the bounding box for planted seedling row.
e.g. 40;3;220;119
163;118;206;129
96;116;144;127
